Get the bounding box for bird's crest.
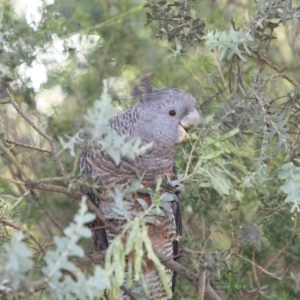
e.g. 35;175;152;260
131;73;153;97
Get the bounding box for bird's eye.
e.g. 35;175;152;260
169;110;176;116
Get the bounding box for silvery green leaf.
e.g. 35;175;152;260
136;198;149;210
62;261;76;272
148;207;166;216
279;162;300;212
58;132;84;157
0;232;33;291
136;187;154;196
77;226;92;238
105;146;121;165
0;279;11;294
143;216;156;223
159;201;172;213
80;212;96;224
204;28;253;62
160;192;178;202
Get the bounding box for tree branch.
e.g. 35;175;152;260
0;142;27;177
0;99;10;104
197;269;207;300
7;89;68;178
74;251;106;268
25;180;119;233
155;252;223;300
234;253;283;281
121;286;139;300
242;51;299;87
26;183;64;234
5;139;52;153
0;219;45;254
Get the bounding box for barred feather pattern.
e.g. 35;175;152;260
80;82;199;299
80;145;177;299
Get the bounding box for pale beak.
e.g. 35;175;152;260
177;108;201;143
181;108;201;128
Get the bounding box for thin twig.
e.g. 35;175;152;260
237;285;269;300
251;250;259;286
257;238;293;279
228;55;235;94
200;90;224;111
74;251;106;268
155;252;222;300
28;280;49;296
26;182;64;235
14;180;81;196
0;175;25;185
7;89;68;178
25;181;118;233
121;286;139;300
0;142;26;177
0;219;45;254
1;174;118;234
5;139;52;153
0;234;10;240
28;176;67;183
182;246;203;255
236;56;245;92
197;269;207;300
33;242;55;255
0;99;10;104
234;253;283;281
242;51;299;87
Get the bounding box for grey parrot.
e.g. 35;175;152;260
80;76;200;299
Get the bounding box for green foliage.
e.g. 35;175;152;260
41;200;110;300
279;162;300;212
0;201;110;299
205;28;254;61
0;193;170;299
1;0;300;299
144;0;205;46
0;232;33;294
106;217;171;298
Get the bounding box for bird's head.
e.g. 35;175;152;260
133;77;201;150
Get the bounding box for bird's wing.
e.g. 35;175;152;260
170;163;183;292
79;147;109;251
171;196;182;292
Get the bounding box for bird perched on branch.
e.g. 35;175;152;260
80;75;200;299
